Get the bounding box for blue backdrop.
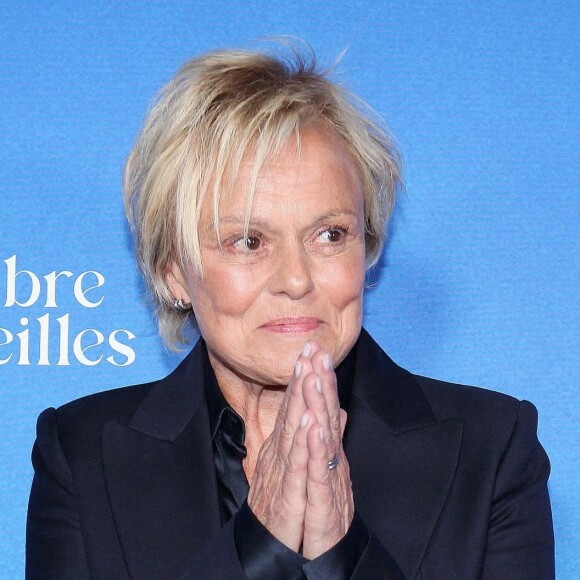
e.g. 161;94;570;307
1;2;578;577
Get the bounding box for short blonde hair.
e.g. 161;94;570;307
124;44;402;348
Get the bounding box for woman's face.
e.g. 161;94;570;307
168;127;366;387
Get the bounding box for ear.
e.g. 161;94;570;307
165;262;192;304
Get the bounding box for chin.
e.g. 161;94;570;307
266;350;302;384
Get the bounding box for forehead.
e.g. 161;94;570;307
207;127;364;224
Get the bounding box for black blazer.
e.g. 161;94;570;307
26;330;554;579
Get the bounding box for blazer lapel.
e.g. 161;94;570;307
345;331;463;579
102;344;221;580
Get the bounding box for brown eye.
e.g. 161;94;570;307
233;234;262;252
318;227;347;244
326;229;343;243
244;236;261;251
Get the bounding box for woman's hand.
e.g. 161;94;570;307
247;342;354;558
246;342;318;551
301;347;354;559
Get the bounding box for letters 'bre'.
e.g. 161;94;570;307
1;256;136;366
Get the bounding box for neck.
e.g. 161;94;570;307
207;350;286;479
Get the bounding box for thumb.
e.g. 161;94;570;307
339;408;348;439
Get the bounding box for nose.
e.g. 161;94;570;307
268;243;315;300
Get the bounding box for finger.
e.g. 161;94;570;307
306;423;331;497
276;343;317;455
304;422;336;557
310;349;342;448
339;409;347;439
247;416;312;553
301;340;321;359
276;368;306;456
281;410;312;502
302;371;336;460
304;423;353;558
276;342;315;417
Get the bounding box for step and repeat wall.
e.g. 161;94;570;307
1;2;578;577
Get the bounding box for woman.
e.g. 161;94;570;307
26;45;554;579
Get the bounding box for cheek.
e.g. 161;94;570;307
320;253;366;307
190;264;265;319
316;254;365;363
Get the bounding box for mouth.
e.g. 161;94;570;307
260;317;324;334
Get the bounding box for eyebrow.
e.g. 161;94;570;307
215;209;360;230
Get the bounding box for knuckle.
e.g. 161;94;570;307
303;371;318;389
281;419;294;440
330;415;341;432
284;456;299;475
292;430;307;450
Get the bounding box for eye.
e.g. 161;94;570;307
233;234;262;252
317;226;349;244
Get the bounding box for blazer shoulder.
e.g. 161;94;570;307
35;380;157;463
57;379;156;425
38;344;202;457
415;374;534;431
414;375;546;473
353;329;535;439
414;375;521;420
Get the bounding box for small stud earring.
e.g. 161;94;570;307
174;298;191;311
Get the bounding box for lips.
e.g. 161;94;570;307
260;317;324;333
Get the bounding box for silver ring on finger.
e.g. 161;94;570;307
328;454;339;471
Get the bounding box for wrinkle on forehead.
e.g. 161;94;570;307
199;126;363;243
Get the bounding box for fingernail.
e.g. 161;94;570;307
318;426;325;441
301;342;312;357
323;355;332;370
301;412;310;428
294;361;302;377
316;377;322;393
